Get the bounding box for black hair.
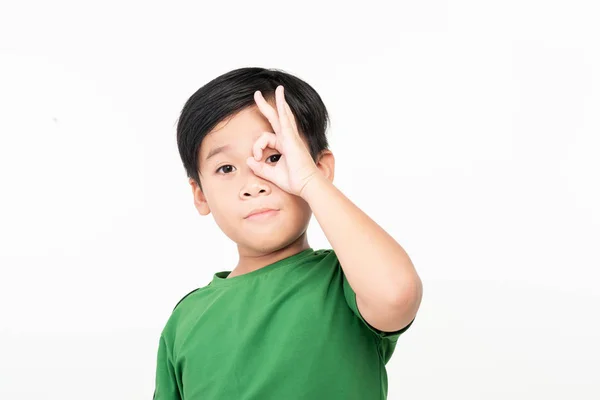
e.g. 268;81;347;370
176;67;330;189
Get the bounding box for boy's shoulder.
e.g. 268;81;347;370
170;248;337;313
173;287;202;311
171;279;217;313
160;282;214;337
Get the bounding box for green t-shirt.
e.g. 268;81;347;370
153;248;414;399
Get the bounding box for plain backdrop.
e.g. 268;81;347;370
1;0;599;399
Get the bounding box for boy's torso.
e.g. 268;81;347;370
162;249;392;399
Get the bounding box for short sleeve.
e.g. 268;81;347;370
341;270;415;364
153;334;182;400
342;270;415;341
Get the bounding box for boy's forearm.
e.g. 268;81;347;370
300;174;422;309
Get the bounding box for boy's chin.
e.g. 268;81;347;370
236;233;298;254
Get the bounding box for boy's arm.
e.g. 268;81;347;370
248;85;421;333
153;335;181;400
301;174;423;333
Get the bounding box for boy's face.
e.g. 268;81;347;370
190;105;314;254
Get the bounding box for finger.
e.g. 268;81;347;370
283;101;299;135
246;157;277;182
252;132;278;161
254;91;282;134
276;86;293;136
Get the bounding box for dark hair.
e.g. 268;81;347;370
176;67;330;189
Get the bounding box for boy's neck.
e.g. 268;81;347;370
228;234;310;279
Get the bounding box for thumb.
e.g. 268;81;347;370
246;157;276;182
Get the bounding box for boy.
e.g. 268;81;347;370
153;67;423;399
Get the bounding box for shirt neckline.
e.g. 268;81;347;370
209;248;316;287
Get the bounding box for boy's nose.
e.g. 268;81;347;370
240;180;272;198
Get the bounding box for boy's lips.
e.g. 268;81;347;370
244;207;279;219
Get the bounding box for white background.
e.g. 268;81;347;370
1;0;599;398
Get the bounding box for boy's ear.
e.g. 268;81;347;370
189;178;211;216
315;150;335;183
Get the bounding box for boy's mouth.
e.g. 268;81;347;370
245;208;280;219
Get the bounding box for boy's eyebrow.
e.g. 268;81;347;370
205;144;231;161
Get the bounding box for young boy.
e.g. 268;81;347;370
153;67;423;399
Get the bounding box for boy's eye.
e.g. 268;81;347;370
216;165;236;174
215;155;280;175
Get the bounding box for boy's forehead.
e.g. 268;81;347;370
200;106;272;159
